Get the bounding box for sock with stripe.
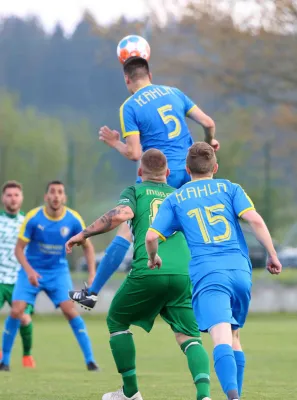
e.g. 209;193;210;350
181;338;211;400
234;350;245;397
2;316;21;365
88;236;130;295
20;321;33;356
69;316;95;364
213;344;239;399
109;331;138;398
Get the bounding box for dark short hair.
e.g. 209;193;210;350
186;142;217;175
141;149;167;175
2;180;23;194
46;180;64;193
123;56;150;81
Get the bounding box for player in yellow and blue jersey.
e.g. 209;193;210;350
146;143;282;400
70;57;218;304
99;56;218;189
0;181;98;372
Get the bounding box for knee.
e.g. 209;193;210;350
106;314;129;335
20;313;31;326
232;329;242;351
11;302;26;319
60;301;78;321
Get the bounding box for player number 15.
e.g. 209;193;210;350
188;204;231;243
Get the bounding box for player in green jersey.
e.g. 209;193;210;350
67;150;211;400
0;181;35;369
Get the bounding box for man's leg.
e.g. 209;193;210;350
59;300;98;370
1;271;37;370
103;275;167;400
176;333;211;400
88;223;132;295
4;283;35;367
232;329;245;397
1;301;26;369
192;272;240;400
210;323;239;400
69;223;132;310
49;271;98;370
20;307;35;368
160;276;211;400
107;321;139;400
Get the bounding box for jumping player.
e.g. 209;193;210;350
75;56;218;300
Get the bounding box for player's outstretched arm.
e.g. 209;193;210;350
99;126;142;161
65;205;134;253
145;230;162;269
15;239;41;287
187;106;219;151
241;210;282;275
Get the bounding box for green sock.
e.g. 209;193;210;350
20;322;33;356
181;339;211;400
110;332;138;398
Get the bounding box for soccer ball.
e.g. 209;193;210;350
117;35;151;64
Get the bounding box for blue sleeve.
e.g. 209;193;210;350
150;197;178;240
173;88;196;115
232;184;255;218
119;102;140;138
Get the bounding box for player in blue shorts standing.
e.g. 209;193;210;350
0;181;98;371
70;57;218;307
146;142;282;400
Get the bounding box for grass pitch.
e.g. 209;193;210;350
0;313;296;399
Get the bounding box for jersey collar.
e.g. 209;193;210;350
2;210;19;219
42;206;66;221
134;83;153;94
188;177;213;183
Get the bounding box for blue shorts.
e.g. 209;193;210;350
192;269;252;332
137;169;190;189
13;268;73;308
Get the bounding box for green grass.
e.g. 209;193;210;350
1;313;296;399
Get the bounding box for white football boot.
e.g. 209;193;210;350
102;388;143;400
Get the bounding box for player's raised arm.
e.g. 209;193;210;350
99;126;142;161
187;106;218;151
65;205;134;253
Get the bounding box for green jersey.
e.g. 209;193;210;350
0;210;25;284
118;181;190;276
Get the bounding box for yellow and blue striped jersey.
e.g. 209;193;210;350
18;206;86;272
120;84;196;170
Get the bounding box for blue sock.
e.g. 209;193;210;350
213;344;239;399
234;350;245;396
2;316;21;365
88;236;130;295
69;316;95;364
